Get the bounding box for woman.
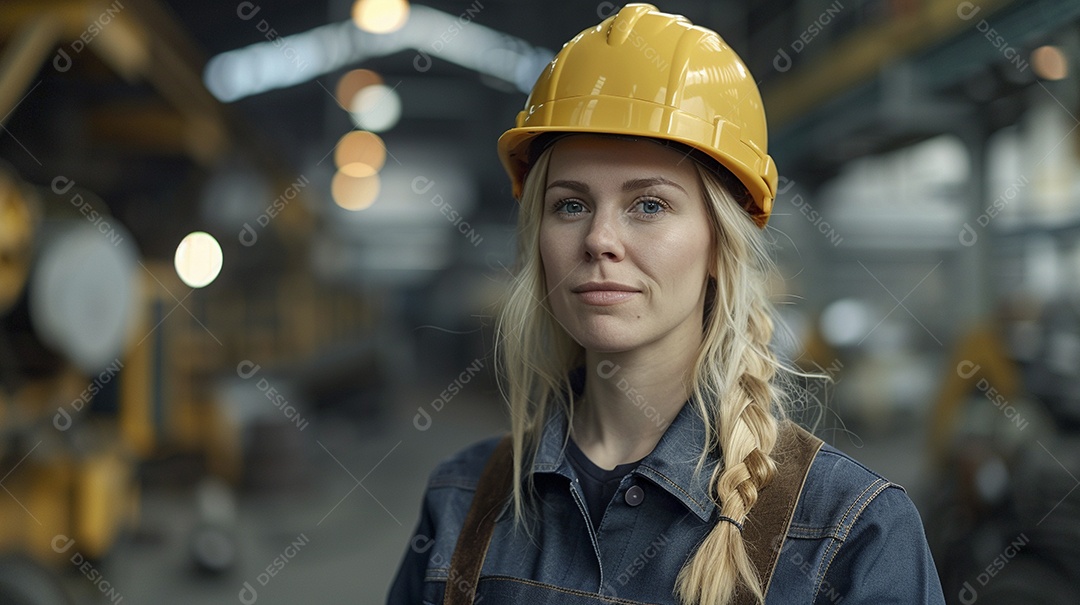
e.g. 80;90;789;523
389;4;945;604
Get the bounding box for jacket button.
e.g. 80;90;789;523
624;485;644;506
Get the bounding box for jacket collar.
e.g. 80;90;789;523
530;396;720;523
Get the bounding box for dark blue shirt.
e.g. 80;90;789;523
565;437;642;532
387;400;946;604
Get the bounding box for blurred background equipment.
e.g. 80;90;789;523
2;0;1080;603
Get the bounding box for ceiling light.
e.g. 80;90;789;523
331;171;381;210
334;130;387;177
175;231;223;288
349;84;401;132
352;0;410;34
1032;45;1068;81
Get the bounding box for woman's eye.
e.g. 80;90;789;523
634;198;668;216
555;200;586;215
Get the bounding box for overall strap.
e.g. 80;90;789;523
443;434;514;605
740;420;824;603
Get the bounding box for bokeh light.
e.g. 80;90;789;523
349;84;401;132
334;68;383;109
820;298;873;347
334;130;387;178
351;0;410;34
331;171;381;211
174;231;223;288
1032;45;1068;81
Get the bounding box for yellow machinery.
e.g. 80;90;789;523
0;171;249;603
0;167;140;568
928;309;1031;464
0;170;372;597
0;1;373;599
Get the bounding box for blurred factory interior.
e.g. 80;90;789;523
1;0;1080;602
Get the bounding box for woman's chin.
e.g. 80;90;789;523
566;326;649;354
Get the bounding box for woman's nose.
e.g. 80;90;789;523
582;211;625;262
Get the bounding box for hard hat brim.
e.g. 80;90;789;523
497;96;776;228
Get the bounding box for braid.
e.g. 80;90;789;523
674;166;784;605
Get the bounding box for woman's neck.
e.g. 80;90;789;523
570;333;700;469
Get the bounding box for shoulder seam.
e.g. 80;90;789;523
814;481;901;596
815;446;890;482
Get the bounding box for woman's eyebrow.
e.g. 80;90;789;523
622;176;687;194
546;179;590;193
546;177;687;194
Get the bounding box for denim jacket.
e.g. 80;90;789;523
387;401;946;604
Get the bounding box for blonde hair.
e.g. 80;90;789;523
494;142;787;604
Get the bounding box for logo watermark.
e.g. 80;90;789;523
779;176;842;246
802;358;845;400
51;176;125;246
958;532;1029;604
956;360;1028;430
596;2;670;72
959;175;1028;246
238;533;310;604
412;176;483;247
237;361;310;431
238;174;310;246
784;545;845;602
413;0;485;72
596;361;669;430
53;1;124;72
236;2;309;72
52;535;124;603
957;2;1029;73
414;358;485;430
601;531;671;596
773;1;844;72
409;533;485;602
54;359;124;431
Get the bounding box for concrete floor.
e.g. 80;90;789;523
58;384;507;605
56;389;933;605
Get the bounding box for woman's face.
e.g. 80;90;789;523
539;135;714;354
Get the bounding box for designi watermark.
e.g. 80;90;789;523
52;535;124;603
236;2;309;72
413;0;485;72
238;174;310;246
958;532;1029;604
412;176;483;247
596;360;669;430
51;176;125;246
414;358;485;430
53;1;125;72
956;360;1028;430
957;2;1029;73
773;1;844;72
238;533;310;604
237;360;310;431
409;533;485;603
54;358;123;431
958;174;1028;246
601;531;671;597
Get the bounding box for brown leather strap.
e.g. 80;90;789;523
740;420;824;603
443;434;514;605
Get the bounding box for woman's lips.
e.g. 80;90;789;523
574;290;639;306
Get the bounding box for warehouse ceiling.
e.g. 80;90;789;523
160;0;766;221
1;0;1077;284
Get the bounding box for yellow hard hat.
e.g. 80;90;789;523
497;3;777;228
